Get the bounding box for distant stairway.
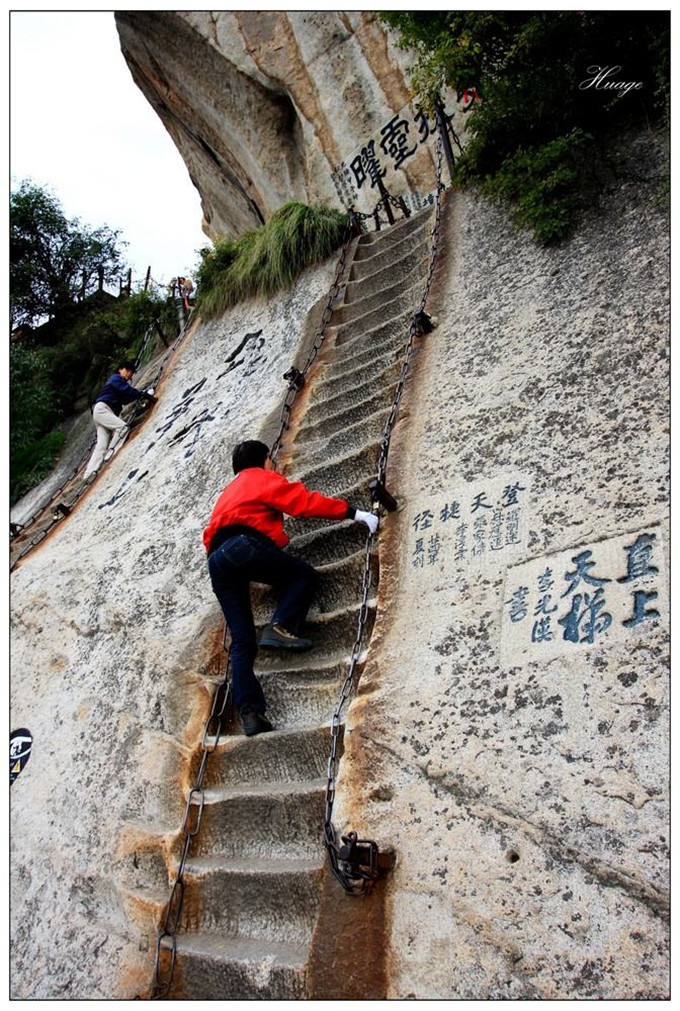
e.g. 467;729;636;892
168;208;433;999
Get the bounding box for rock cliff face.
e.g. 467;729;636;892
10;12;668;1001
114;12;448;240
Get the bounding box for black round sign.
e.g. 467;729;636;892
10;729;33;784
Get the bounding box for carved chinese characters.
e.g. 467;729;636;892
407;474;531;578
501;528;666;665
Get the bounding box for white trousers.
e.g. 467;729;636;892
84;402;129;477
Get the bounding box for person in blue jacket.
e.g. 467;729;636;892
83;361;157;478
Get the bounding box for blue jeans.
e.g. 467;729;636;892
207;533;319;714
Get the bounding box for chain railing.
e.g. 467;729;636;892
10;311;196;570
322;130;446;894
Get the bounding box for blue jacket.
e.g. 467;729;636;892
95;373;146;416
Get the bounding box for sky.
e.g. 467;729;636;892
10;11;209;289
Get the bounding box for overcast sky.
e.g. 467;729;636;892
10;10;209;289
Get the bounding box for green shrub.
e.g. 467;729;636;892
196;202;348;319
468;129;594;244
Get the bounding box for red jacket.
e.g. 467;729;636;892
203;467;350;551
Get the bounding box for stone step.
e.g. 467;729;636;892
253;600;376;672
288;446;379;501
310;341;403;403
331;310;413;359
302;368;397;427
332;258;428;326
253;548;377;622
322;330;404;380
171;931;308;1000
330;278;425;338
287;442;379;499
257;668;346;731
289;519;369;567
295;405;391;471
178;855;324;945
204;724;341;788
353;207;431;262
345;232;428;295
191;779;326;861
349;224;431;282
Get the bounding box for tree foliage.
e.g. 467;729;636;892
10;180;127;327
381;12;669;242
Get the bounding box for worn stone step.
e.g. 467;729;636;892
253;600;376;672
253;548;376;622
301;374;397;441
191;779;326;861
352;207;431;262
171;932;308;1000
330;278;425;337
287;442;379;499
288;519;369;567
257;667;345;731
322;330;404;382
295;406;391;471
349;224;430;283
257;669;346;731
302;368;397;427
309;344;403;404
178;855;323;944
330;310;413;360
345;232;428;296
204;724;342;788
333;258;429;326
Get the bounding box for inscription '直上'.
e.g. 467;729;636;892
501;528;666;665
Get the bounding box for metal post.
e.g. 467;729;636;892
435;99;456;182
144;266;151;291
377;175;395;226
347;207;363;237
176;274;186;328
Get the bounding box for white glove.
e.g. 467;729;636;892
145;387;155;396
355;510;379;535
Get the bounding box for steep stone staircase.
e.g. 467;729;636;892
166;208;433;999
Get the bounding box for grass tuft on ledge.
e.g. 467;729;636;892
196;202;348;319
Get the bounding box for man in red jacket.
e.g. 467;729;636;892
204;440;378;737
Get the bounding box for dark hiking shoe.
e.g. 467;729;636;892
240;707;274;737
259;623;313;651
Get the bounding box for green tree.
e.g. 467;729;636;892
381;12;669;242
10;180;127;327
9;343;65;503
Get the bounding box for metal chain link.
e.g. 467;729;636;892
10;311;196;570
323;131;446;893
